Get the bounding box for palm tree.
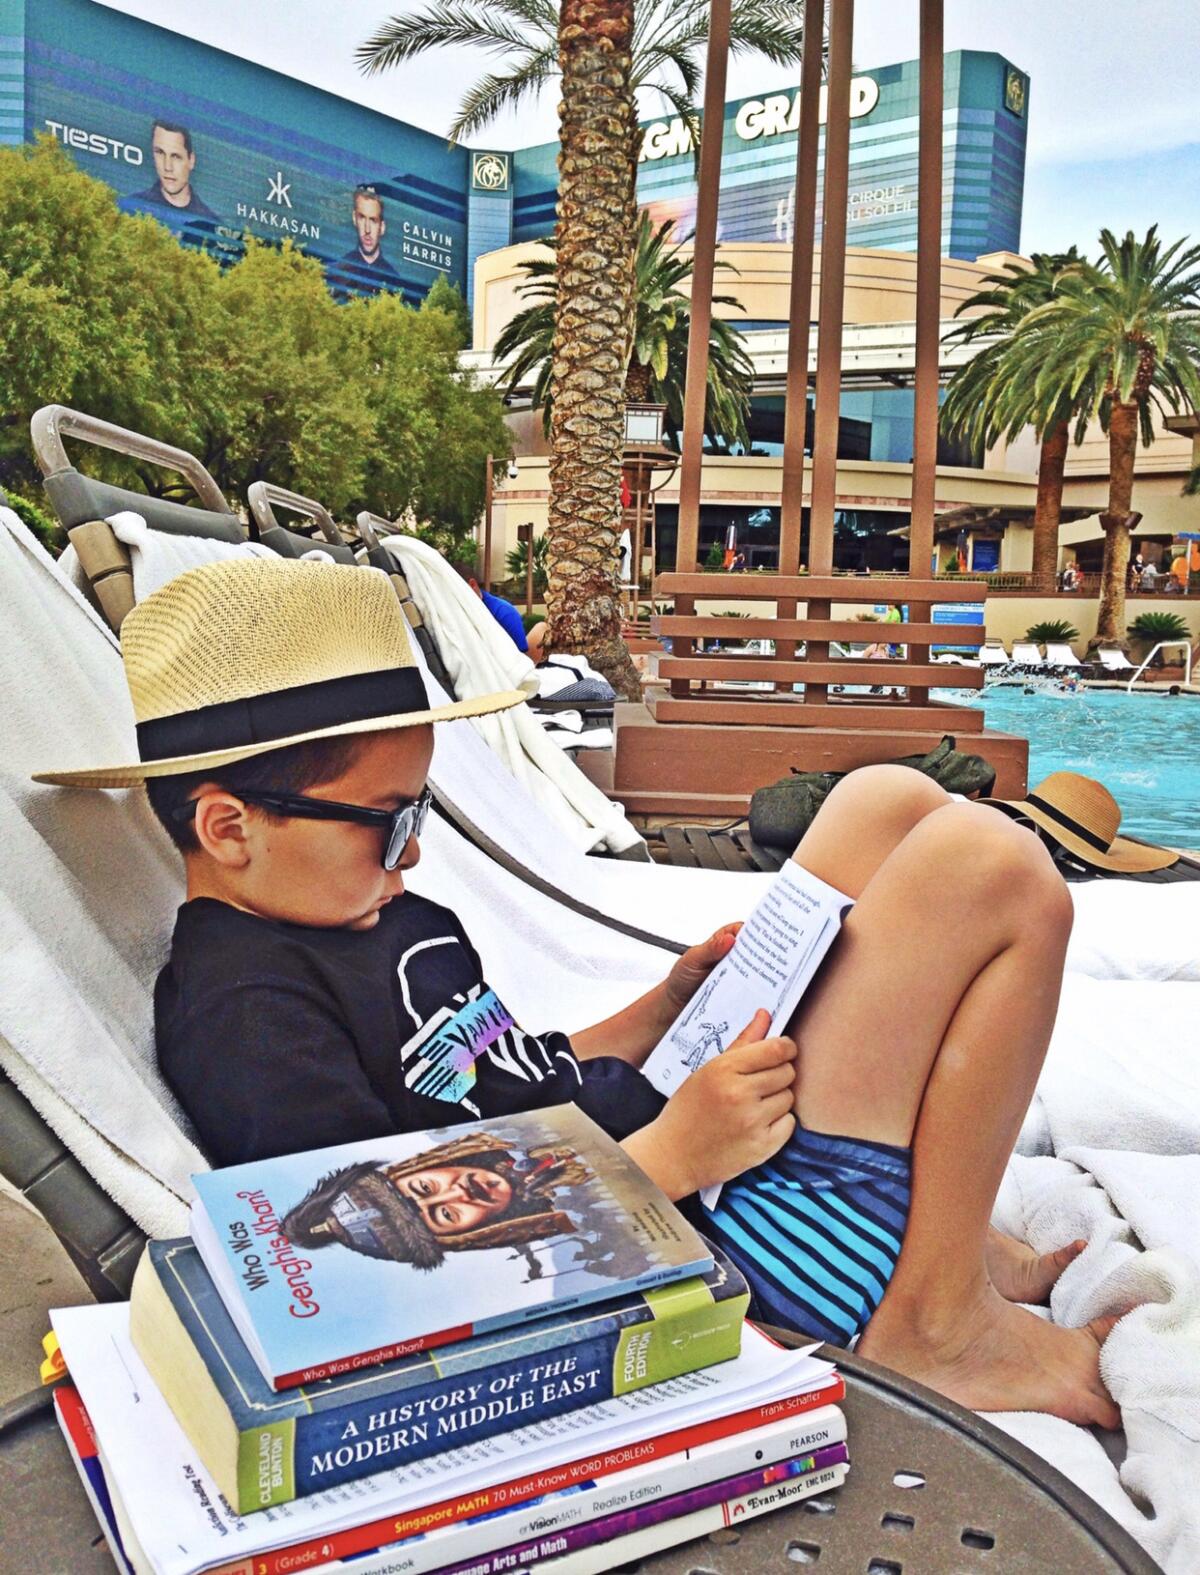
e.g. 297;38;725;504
1016;228;1200;645
358;1;808;694
493;214;754;449
941;250;1091;594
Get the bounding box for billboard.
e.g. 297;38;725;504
21;0;469;301
514;50;1028;262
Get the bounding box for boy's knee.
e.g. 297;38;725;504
824;762;950;826
932;803;1072;933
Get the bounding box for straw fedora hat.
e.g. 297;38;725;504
989;771;1176;873
34;556;527;789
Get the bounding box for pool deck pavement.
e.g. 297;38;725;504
0;1185;94;1408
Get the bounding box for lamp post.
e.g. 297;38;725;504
622;403;673;618
481;453;494;592
517;521;535;616
480;454;519;592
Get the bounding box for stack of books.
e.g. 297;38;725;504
51;1104;848;1575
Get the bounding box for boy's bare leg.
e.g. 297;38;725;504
786;793;1117;1425
793;767;1079;1307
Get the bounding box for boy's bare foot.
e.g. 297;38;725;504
857;1284;1121;1428
986;1227;1086;1305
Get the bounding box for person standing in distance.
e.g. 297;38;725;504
342;186;401;280
132;121;215;218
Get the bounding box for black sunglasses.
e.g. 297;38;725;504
175;785;432;870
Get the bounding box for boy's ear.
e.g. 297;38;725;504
191;791;254;867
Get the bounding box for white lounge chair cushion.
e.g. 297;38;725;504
1098;647;1134;670
1011;642;1045;664
1068;880;1200;981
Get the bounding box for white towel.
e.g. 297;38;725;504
989;1147;1200;1571
378;533;641;855
0;512;200;1235
58;510;309;609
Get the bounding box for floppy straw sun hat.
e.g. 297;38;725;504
34;556;527;789
989;771;1177;873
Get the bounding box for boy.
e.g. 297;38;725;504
36;557;1118;1426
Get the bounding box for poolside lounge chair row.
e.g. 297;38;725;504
980;638;1134;671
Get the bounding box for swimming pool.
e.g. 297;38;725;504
936;684;1200;849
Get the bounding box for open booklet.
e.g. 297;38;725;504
641;856;854;1207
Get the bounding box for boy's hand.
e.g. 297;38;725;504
660;923;742;1019
623;1010;796;1199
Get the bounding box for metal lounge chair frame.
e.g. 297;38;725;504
30;406;358;628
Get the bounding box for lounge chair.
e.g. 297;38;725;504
1010;641;1046;667
1045;642;1081;667
979;639;1009;667
1097;646;1135;672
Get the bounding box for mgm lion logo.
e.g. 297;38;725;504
1004;67;1026;119
472;152;509;192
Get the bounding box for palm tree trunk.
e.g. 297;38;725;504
1094;398;1139;646
1032;419;1068;593
545;0;641;700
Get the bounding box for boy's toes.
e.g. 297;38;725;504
1086;1312;1122;1347
1054;1239;1087;1272
1083;1315;1123;1429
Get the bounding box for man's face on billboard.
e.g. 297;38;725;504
353;193;385;259
152;128;195;201
394;1165;513;1236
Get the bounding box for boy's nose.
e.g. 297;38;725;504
397;833;422;873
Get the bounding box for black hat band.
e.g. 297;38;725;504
136;666;429;763
1024;791;1112;853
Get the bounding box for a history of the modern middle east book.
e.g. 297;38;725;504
189;1104;713;1390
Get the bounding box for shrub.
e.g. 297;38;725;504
505;533;548;596
6;489;65;555
1025;619;1079;643
703;540;725;571
1128;611;1190;645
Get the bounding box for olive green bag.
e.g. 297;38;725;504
747;736;997;850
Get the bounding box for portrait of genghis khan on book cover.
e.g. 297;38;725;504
282;1133;592;1272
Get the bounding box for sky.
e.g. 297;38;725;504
99;0;1200;257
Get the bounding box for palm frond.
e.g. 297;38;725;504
450;54;557;142
356;5;545;75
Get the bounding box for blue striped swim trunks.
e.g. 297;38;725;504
702;1124;912;1348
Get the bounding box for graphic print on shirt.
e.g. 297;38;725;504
394;937;567;1114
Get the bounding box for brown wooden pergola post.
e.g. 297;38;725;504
670;0;731;698
774;0;824;688
907;0;945;705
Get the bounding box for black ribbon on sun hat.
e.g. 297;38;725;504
988;770;1177;873
136;667;428;763
1022;790;1111;854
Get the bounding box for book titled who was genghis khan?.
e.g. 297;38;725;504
185;1106;713;1393
185;1108;711;1392
130;1239;749;1514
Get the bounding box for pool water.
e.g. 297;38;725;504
935;684;1200;848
